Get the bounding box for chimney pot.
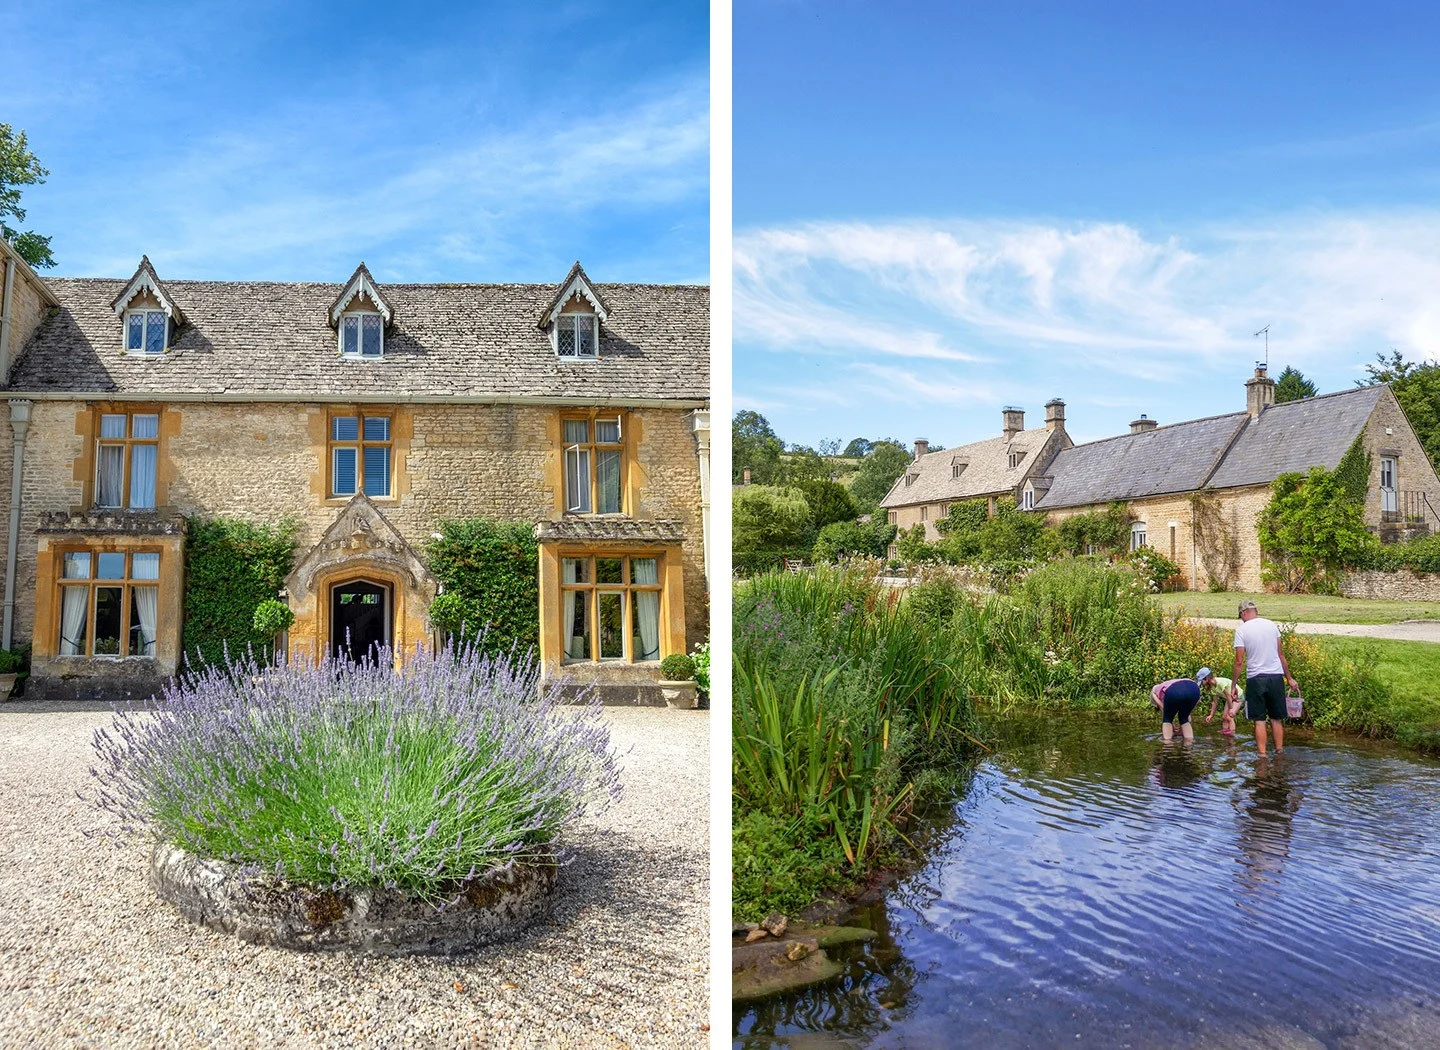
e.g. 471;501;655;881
1002;406;1025;438
1246;365;1275;419
913;439;929;460
742;466;751;486
1044;398;1066;431
1129;414;1159;434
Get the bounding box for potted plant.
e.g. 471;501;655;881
657;653;697;710
0;645;28;699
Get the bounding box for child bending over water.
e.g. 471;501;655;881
1198;666;1241;736
1151;677;1200;742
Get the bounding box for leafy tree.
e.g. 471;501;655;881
849;440;912;510
842;438;874;458
1358;350;1440;473
795;478;858;531
977;498;1052;564
775;444;832;485
733;410;783;485
0;124;54;269
816;438;843;457
733;485;814;552
811;519;896;562
1258;467;1376;593
1274;365;1317;403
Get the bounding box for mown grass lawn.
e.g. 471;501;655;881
1310;636;1440;753
1158;591;1440;625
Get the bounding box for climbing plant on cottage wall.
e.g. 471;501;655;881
182;517;297;667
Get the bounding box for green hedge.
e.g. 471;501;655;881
424;518;539;660
182;517;297;668
733;546;812;579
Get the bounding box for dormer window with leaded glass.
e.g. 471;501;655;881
328;262;393;361
110;256;184;356
541;261;610;362
556;313;599;359
125;309;169;354
340;312;384;358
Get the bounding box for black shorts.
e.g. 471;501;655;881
1246;674;1288;721
1162;679;1200;724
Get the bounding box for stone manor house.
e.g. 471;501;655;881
0;238;711;701
881;366;1440;591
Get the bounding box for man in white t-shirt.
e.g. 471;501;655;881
1231;600;1299;756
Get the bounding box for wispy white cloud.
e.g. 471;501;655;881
736;212;1440;379
50;73;709;280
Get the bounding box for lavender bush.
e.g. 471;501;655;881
91;641;622;901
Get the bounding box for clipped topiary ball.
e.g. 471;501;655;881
659;653;695;681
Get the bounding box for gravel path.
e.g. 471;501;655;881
1189;616;1440;642
0;706;709;1049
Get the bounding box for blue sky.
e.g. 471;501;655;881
3;1;708;284
734;0;1440;450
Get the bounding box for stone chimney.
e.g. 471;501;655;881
913;439;929;460
1129;414;1158;434
1246;365;1275;419
1002;406;1025;439
1044;399;1066;432
742;466;751;486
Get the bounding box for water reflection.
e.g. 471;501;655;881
735;714;1440;1049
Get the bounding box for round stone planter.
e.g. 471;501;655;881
150;841;558;955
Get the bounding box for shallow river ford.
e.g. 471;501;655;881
735;714;1440;1049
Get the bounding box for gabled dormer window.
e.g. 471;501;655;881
111;256;184;356
556;313;599;359
329;263;393;360
340;312;384;358
541;261;610;362
125;310;168;354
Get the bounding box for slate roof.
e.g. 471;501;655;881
8;275;709;401
1036;385;1386;510
1207;385;1384;489
880;426;1059;509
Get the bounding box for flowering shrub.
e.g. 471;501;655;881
691;641;711;695
91;642;621;901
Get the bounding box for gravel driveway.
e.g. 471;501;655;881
0;705;709;1049
1188;616;1440;642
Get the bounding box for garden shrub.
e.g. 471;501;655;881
692;641;710;695
795;479;859;531
91;641;621;901
1129;546;1184;592
425;517;539;660
812;518;895;562
1053;502;1132;556
895;523;938;563
659;653;695;680
251;599;295;638
733;485;814;552
182;517;297;668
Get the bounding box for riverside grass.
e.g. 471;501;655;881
734;557;1424;919
733;560;975;921
91;642;622;902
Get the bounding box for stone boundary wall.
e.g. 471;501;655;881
1339;569;1440;602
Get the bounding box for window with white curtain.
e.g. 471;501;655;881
95;411;160;510
563;416;623;514
559;554;662;662
1130;521;1148;552
57;549;160;658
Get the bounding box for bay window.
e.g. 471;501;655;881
560;554;662;662
58;550;160;658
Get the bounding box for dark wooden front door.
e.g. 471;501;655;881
330;580;390;662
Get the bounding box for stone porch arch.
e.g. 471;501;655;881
284;495;437;664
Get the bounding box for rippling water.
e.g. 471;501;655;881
735;714;1440;1049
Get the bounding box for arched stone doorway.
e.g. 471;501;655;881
284;495;437;666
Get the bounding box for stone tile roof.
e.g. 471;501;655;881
533;518;685;543
1207;386;1384;489
9;276;708;401
880;426;1056;509
1037;414;1247;509
1036;386;1386;510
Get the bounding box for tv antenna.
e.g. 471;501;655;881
1254;324;1271;369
